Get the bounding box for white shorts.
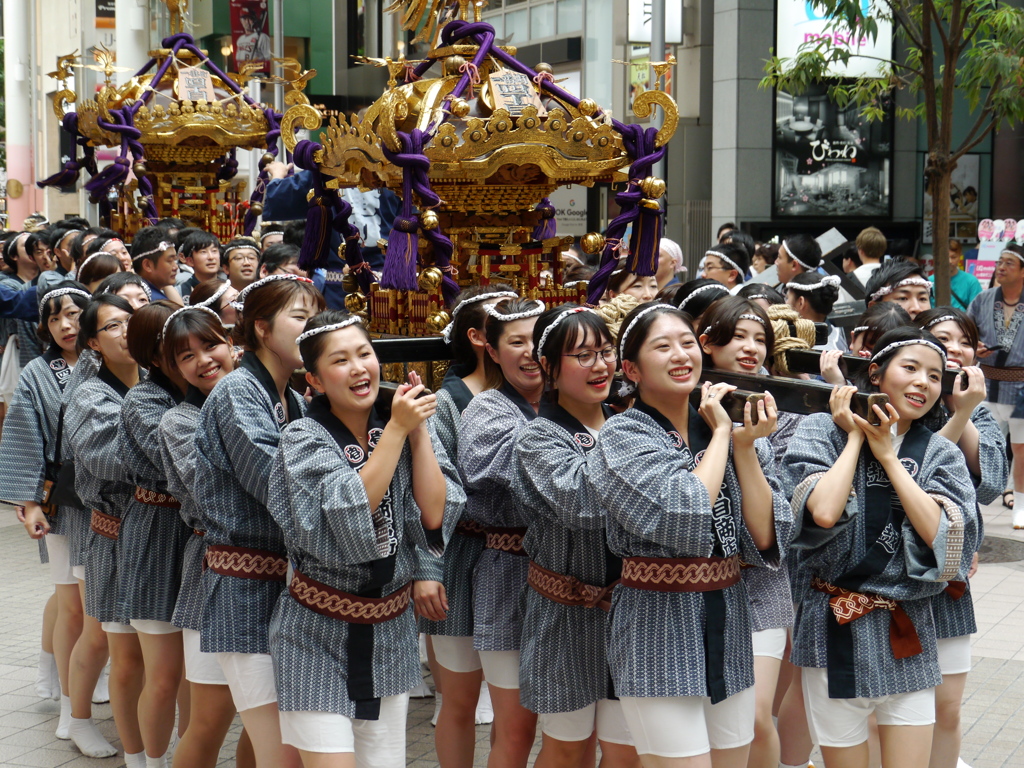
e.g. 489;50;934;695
937;635;972;676
540;699;634;745
801;666;935;748
72;565;85;581
217;652;278;712
46;534;76;585
183;629;228;685
982;401;1024;443
752;627;787;660
101;621;136;634
432;635;483;673
130;619;181;635
478;650;521;690
620;687;755;757
280;693;408;762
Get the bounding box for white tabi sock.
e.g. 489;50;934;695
475;681;494;725
431;692;443;726
69;716;118;758
92;664;110;703
56;695;72;740
36;650;57;699
124;750;148;768
145;752;169;768
1013;493;1024;528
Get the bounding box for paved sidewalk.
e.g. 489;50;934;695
0;501;1023;766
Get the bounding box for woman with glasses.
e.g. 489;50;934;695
513;305;639;768
700;243;750;295
64;293;148;766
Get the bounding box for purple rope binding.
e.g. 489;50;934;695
532;197;557;241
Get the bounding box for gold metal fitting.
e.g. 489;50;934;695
640;176;666;199
418;267;443;291
421;210;440;230
640;198;661;211
580;232;606;254
578;98;598;117
344;292;366;313
450;98;471;118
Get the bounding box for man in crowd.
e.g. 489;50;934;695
852;226;886;288
221;239;260;292
932;238;982;311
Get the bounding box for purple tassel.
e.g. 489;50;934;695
381;216;420;291
532;197;557;241
298;196;331;273
37;161;82;189
84;156;130;196
628;202;662;277
217;149;239;182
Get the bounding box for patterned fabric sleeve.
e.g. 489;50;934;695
457;392;522;493
401;419;463;555
66;388;130;486
119;386;172;485
0;369;47;502
735;436;794;569
594;413;715;553
430;389;461;466
971;404;1009;507
514;419;605;531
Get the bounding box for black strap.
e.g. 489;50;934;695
819;246;866;301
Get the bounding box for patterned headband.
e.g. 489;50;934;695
441;290;519;343
618;303;673;358
536;307;597;358
233;273;314;309
483;299;545;322
224;244;260;258
852;325;869;336
1001;249;1024;264
677;283;728;311
76;251;108;274
870;338;947;367
869;277;932;302
38;287;90;315
704;249;742;275
743;293;770;302
189;280;231;310
782;239;818;271
702;313;766;338
160;305;224;341
131;240;173;262
922;314;957;330
786;275;841;292
296;315;363;345
259;231;280;243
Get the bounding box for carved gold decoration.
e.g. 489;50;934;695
632;90;678;148
640;177;666;199
280;103;324;155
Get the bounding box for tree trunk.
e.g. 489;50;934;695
929;156;953;308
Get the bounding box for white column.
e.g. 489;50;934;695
4;0;35;227
115;0;151;85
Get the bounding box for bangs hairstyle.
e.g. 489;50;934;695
180;230;220;260
608;260;655;294
235;277;326;351
95;271;151;299
77;293;134;353
706;242;751;279
449;283;518;371
483;297;545;387
737;282;785;305
618;302;695;365
25;232;49;259
864;257;927;303
78;249;122;286
130;225;173;266
258;243;301;274
2;232;27;270
221;238;261;267
855;326;947;421
852;301;912;352
532;304;613;391
126;300;182;369
69;230;96;268
163;307;232;372
913;306;979;355
298;310;373;375
671;278;730;317
786;271;840;315
189;278;232;310
37;280;90;347
699;296;775;358
783;234;822;270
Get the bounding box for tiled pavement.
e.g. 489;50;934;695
1;501;1024;767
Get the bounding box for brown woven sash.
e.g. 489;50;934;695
289;569;412;624
528;561;615;611
90;509;121;540
980;364;1024;383
484;526;528;556
204;545;288;582
134;486;181;509
943;580;967;600
620;555;741;592
455;519;487;539
812;577;922;659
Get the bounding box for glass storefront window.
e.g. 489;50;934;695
557;0;581;34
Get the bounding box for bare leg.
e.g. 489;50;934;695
136;630;184;757
710;745;751;768
37;590;58;699
54;584;84;696
599;740;642;768
485;685;538;768
42;590;57;654
177;668;191;737
774;652;795;718
237;701;302;768
866;715;880;768
636;754;712;768
777;667;814;767
929;673;967;768
746;655;781;768
107;631;146;756
69;580;109;719
820;743;869;768
534;732;592;768
879;725;933;768
426;636;443;695
297;750;356;768
172;682;237;768
237;728;256;768
434;665;483;768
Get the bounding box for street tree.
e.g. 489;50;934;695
761;1;1024;306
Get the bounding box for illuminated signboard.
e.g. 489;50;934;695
775;0;893;79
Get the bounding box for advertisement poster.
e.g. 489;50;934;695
775;0;893;79
230;0;271;74
96;0;115;29
548;186;588;237
773;82;892;218
923;154;979;244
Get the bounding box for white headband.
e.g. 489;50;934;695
131;240;173;262
161;305;224;341
38;287;90;315
296;315;363;345
922;314;957;330
869;277;932;302
870;338;947;368
704;249;742;275
225;244;260;258
189;280;231;310
786;275;841;292
233;273;314;309
483;299;545;322
76;251;108;274
1000;249;1024;264
702;313;766;337
782;240;818;271
677;283;728;311
441;290;519;343
563;280;589;289
618;303;672;358
536;307;597;358
852;325;869;336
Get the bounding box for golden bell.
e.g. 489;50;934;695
345;293;366;313
535;62;554;75
426;311;451;333
342;273;359;294
450;98;471;118
640;177;667;199
132;162;148;177
581;232;606;255
336;241;347;259
249;202;264;216
259;152;275;169
640;198;661;211
421;210;440;231
418;267;443;292
578;98;598;117
444;55;466;77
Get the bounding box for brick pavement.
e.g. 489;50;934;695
0;501;1022;767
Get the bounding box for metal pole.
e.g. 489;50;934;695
650;0;665;182
273;0;284;125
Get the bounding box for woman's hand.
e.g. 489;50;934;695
733;392;778;445
819;349;847;386
968;551;980;579
829;385;860;434
698;382;735;435
21;502;49;540
945;366;986;415
391;372;437;437
852;402;900;463
413;580;448;621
